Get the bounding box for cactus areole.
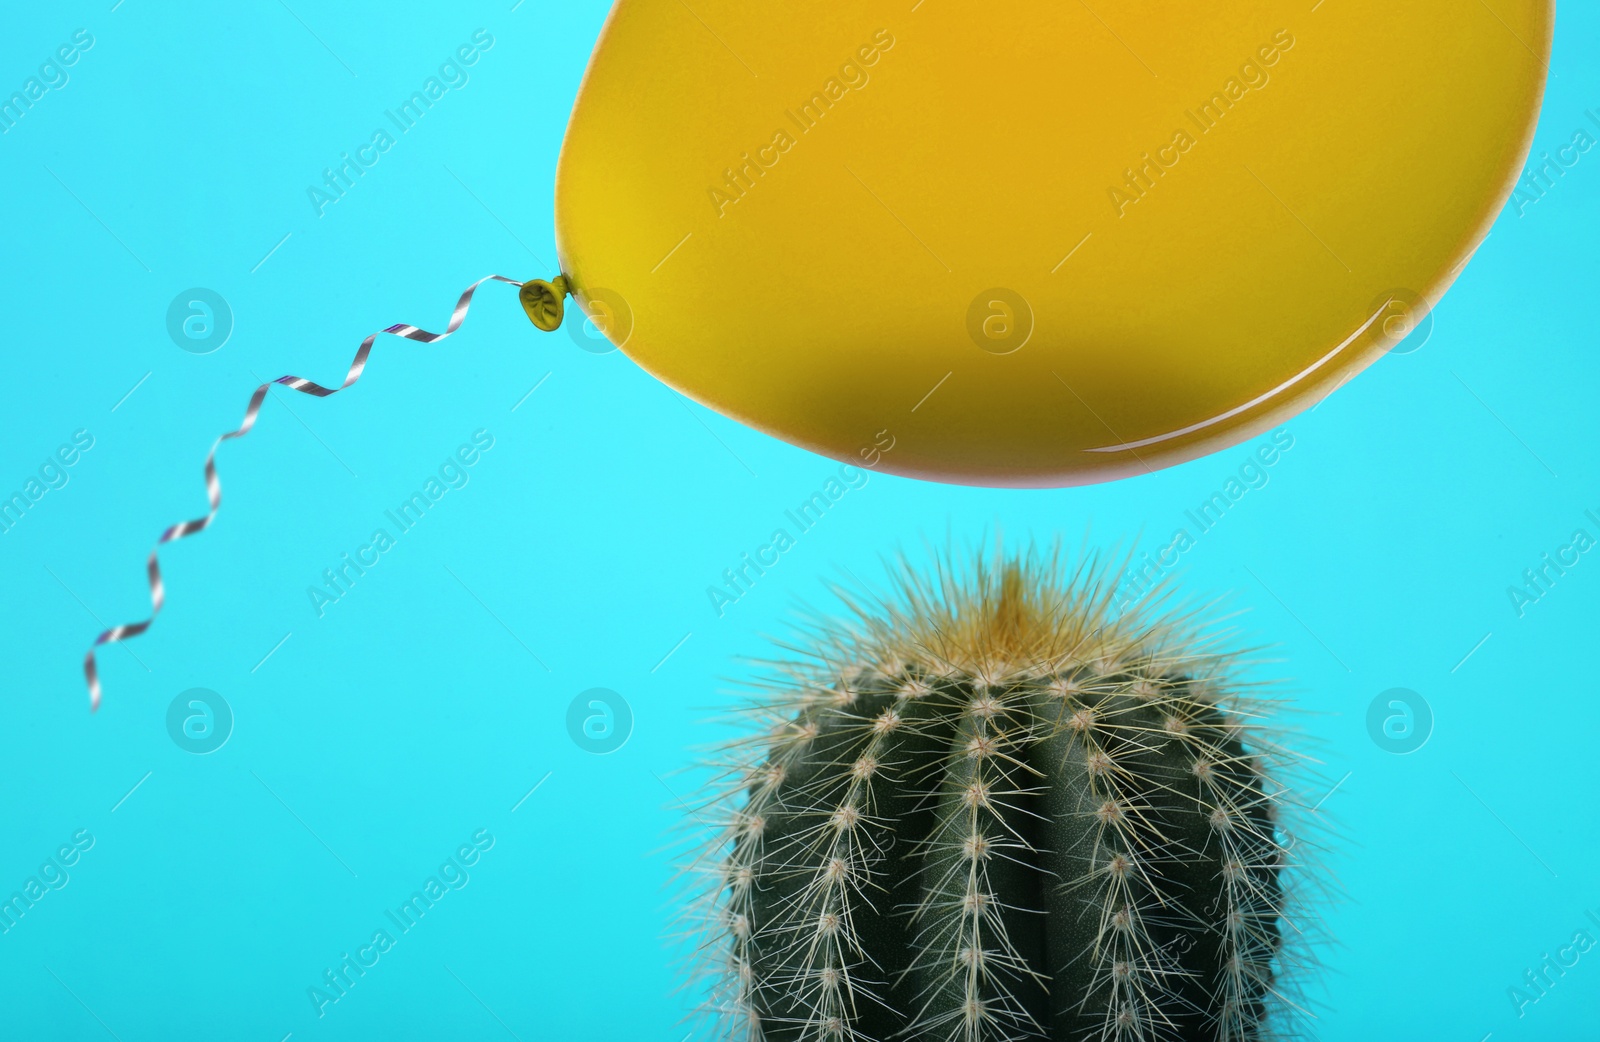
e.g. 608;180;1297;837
693;550;1302;1041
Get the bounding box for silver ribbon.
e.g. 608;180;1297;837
84;274;525;710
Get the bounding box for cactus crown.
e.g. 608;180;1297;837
683;545;1315;1042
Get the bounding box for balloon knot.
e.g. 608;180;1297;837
519;275;570;331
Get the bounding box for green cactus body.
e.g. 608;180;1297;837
691;552;1304;1041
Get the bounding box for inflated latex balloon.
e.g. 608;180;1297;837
80;0;1553;704
555;0;1552;486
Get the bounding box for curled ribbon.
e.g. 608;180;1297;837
83;273;555;710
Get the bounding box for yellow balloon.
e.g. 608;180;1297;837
554;1;1551;486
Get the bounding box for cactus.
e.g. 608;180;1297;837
686;547;1312;1041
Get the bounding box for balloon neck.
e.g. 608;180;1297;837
519;274;571;331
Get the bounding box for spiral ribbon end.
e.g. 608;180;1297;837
85;652;101;712
81;274;529;713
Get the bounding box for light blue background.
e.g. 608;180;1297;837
1;2;1596;1039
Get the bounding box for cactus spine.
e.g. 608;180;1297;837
688;549;1310;1041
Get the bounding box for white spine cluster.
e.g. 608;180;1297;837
903;684;1046;1041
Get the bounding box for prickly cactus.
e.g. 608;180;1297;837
688;549;1308;1041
